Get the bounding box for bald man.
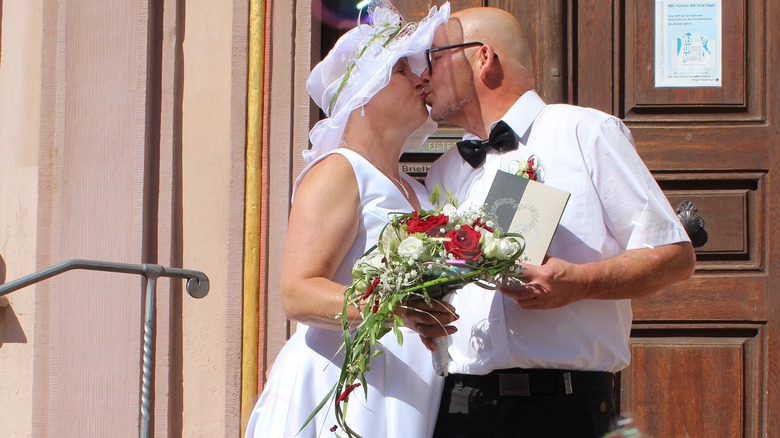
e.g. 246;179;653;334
411;7;696;437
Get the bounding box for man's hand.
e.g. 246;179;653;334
500;242;696;309
396;299;459;351
500;257;584;309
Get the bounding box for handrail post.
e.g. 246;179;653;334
140;265;163;438
0;260;209;438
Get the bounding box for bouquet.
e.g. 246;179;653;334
305;188;526;437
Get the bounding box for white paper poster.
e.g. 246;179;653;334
655;0;722;87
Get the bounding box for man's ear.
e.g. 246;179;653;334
477;45;502;86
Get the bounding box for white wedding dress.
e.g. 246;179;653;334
245;149;443;438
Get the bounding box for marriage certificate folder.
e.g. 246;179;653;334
483;171;570;265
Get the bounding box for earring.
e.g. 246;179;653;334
361;105;366;117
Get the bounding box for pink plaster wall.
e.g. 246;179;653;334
0;1;43;436
0;0;246;436
33;0;151;435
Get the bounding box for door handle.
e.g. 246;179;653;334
676;200;707;248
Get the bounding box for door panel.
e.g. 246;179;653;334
622;326;764;437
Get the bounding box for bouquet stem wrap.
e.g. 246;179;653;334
432;336;450;376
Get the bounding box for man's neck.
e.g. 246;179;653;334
464;89;525;140
453;97;519;139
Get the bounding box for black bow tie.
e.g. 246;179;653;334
456;121;518;168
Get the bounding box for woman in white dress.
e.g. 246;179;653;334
245;2;452;437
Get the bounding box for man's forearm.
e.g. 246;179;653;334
580;242;696;300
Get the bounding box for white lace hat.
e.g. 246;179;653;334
304;0;450;165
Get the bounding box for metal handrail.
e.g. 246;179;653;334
0;259;210;438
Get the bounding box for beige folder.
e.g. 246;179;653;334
483;171;570;265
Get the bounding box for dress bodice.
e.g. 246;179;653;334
299;148;431;284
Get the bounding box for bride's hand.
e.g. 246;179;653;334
395;299;459;350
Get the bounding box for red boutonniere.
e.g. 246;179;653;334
514;155;540;181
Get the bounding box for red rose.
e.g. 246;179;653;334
444;225;483;262
404;212;449;235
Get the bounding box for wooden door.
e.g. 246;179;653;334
397;0;779;435
581;1;777;435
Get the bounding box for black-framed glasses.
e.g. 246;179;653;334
425;41;494;73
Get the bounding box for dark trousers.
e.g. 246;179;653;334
433;369;617;438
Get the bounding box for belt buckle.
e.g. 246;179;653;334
498;373;530;396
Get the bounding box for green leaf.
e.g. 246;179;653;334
297;383;336;436
429;185;442;207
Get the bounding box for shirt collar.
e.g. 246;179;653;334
499;90;546;141
461;90;547;142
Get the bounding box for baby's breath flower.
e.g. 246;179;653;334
440;204;457;218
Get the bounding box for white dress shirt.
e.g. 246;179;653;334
425;90;690;374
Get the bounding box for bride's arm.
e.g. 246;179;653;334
280;154;364;330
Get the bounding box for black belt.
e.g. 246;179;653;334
449;368;615;397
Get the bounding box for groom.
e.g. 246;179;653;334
404;7;696;437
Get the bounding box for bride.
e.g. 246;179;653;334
245;2;452;437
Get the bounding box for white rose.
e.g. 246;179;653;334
498;237;521;259
364;252;385;269
484;237;521;260
397;236;425;260
483;239;503;259
353;253;383;274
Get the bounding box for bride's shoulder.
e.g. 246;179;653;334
295;152;357;201
293;149;354;202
